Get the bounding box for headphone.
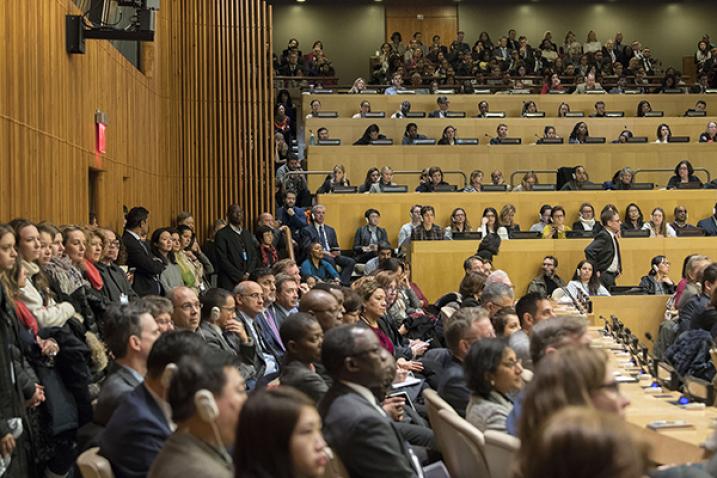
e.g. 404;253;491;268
194;389;219;423
161;363;178;389
211;306;220;322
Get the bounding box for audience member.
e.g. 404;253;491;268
214;205;259;291
491;307;521;337
639;255;676;295
681;263;717;332
642;207;677;238
369;166;397;193
480;282;515;318
572;203;602;235
566;259;611;298
271;273;300;323
299;288;343;332
529;204;552;232
150;227;183;293
122;207;164;296
235;281;281;378
585;207;622;288
509;292;555;369
464;338;523;432
279;313;328;403
142;295;175;333
411;206;444;241
671;205;702;235
415;166;451;193
354;124;387;145
299;205;355;285
542;206;571;239
667;160;703;189
697;202;717;236
621;202;644;232
353;209;388;263
169;286;201;332
527;256;565;296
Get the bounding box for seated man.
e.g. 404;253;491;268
489;123;509;144
353;209;389;264
671;205;703;235
526;256;565;297
269;273;300;324
364;242;394;276
100;331;206;478
299;204;355;285
94;303;161;426
480;282;515;318
299;288;343;332
148;351;245;478
279;312;328;403
169;286;201;333
319;325;422;477
276;190;307;238
234;281;282;379
509;292;556;370
697;203;717;236
410;206;444;241
428;96;450;118
684;263;717;332
573;73;603;94
437;308;495;416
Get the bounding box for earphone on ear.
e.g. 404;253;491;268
161;363;178;389
194;389;219;423
652;264;659;272
576;268;581;276
211;306;220;322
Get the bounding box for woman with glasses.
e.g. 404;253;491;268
465;338;524;432
639;255;675;295
96;228;137;304
542;206;571;239
572;203;602;236
641;207;677;238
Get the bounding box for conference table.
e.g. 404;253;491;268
319;191;717;252
409;237;717;302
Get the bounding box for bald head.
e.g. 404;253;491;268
168;286;200;332
234;281;265;317
299;289;342;331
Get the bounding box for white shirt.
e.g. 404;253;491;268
607;229;620;273
342;381;387;416
398;222;418;247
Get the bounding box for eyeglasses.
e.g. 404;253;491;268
501;358;522;369
180;301;201;311
598;381;621;394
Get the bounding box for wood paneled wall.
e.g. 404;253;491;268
0;0;273;238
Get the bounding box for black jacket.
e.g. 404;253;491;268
214;226;259;291
584;229;621;274
96;262;137;304
122;231;164;296
353;225;389;255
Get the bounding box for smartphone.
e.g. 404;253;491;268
387;390;415;412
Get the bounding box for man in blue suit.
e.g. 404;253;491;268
697;203;717;236
299;204;355;285
99;331;206;478
276;190;308;237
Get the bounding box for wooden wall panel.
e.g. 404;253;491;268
0;0;273;240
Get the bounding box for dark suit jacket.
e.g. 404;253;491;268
214;225;259;291
99;384;172;478
280;360;328;403
319;382;418;478
300;223;341;251
437;355;471;417
584;229;620;273
122;231;164;297
256;312;285;359
353;225;389;254
428;110;448;118
277;206;308;235
96;262;138;304
94;363;143;426
698;216;717;236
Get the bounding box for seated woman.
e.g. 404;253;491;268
357;167;380;193
641;207;677;238
415;166;451;192
639;255;676;295
479;207;509;241
561;165;594;191
463;169;484;192
491;307;521;337
541;74;564;95
465;338;524;433
499;204;520;234
612;129;633;144
699;121;717;143
369;166;396;193
621;202;644;232
437;125;457;145
300;241;340;284
351;99;371;118
610;167;635;190
401;122;427;145
512;172;538;192
542;206;571;239
444;207;471;239
235;387;328;478
353;123;387;145
316;164;350;194
349;76;367;94
667;160;703;189
541;125;561;141
654;123;671;143
255;225;280;268
636;99;652;117
557;102;571;117
566;259;610;297
490;169;509;189
489;124;509;144
521;100;539;116
151;227;184;294
568;121;589;144
572;203;602;235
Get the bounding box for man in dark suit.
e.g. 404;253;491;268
437;308;495;417
353;208;389;264
299;204;355;285
234;281;281;380
585;208;622;289
122;206;165;296
697;203;717;236
94;304;161;426
270;274;299;325
99;331;206;478
276;190;308;238
683;263;717;333
279;313;328;403
428;96;450;118
215;204;259;291
319;325;421;478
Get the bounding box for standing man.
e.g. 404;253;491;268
299;205;355;285
215;204;259;291
585;208;622;289
123;206;165;296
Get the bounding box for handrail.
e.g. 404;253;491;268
634;167;711;183
509;169;557;187
286;169;468;187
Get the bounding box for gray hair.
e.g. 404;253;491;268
530;316;587;365
480;282;514;304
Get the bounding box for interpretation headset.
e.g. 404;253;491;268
194;389;219;423
211;306;220;322
161;363;178;389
